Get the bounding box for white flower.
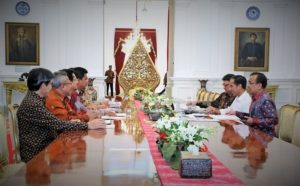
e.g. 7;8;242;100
187;144;199;155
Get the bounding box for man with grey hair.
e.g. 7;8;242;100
45;70;97;122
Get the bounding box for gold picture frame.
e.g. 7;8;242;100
234;27;270;71
5;22;40;65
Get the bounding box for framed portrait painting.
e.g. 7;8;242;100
234;27;270;71
5;22;40;65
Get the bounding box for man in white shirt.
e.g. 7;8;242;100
208;75;251;115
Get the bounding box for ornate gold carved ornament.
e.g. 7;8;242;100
118;38;160;95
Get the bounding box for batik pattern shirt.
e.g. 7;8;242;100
45;89;89;122
17;91;88;162
236;90;278;136
211;92;235;109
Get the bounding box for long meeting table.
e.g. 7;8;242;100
1;102;300;186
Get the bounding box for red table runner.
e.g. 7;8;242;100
135;101;244;186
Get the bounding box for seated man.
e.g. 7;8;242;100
236;72;278;136
205;74;235;110
45;70;97;122
187;74;235;109
17;68;105;162
209;75;251;115
70;67;89;113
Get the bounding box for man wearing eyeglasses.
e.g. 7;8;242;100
236;72;278;136
187;74;236;110
45;70;97;122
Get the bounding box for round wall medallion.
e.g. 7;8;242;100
15;1;30;16
246;6;260;21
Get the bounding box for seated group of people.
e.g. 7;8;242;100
17;67;109;162
188;72;278;136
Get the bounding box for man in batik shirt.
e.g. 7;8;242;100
236;72;278;136
203;74;235;110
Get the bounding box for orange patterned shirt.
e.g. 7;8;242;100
45;89;89;122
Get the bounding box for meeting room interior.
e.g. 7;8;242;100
1;0;300;186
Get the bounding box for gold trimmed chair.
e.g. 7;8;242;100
0;112;8;164
7;104;21;163
278;104;300;143
292;109;300;147
196;89;220;104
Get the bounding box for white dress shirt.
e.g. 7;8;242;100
220;91;251;115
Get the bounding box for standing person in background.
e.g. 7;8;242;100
104;65;115;97
17;68;106;162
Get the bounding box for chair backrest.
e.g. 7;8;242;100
0;112;8;164
266;85;278;101
291;109;300;147
7;104;21;163
278;104;300;143
197;89;220;102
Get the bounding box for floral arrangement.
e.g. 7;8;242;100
154;116;217;169
130;87;153;101
142;94;174;116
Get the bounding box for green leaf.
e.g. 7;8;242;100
170;149;181;170
161;143;176;162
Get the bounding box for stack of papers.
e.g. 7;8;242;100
101;113;126;120
109;101;122;108
185;113;219;122
209;115;242;123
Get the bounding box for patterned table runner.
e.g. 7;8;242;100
135;101;244;186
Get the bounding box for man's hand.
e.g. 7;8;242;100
205;106;220;114
243;116;253;125
87;119;106;130
87;110;98;120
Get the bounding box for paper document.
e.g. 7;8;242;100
209;114;241;121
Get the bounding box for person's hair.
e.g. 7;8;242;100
52;71;69;88
250;33;257;38
27;68;54;91
61;68;75;81
250;72;268;88
73;67;88;80
231;75;247;89
222;74;234;81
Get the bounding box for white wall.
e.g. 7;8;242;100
0;0;168;106
171;0;300;108
0;0;299;109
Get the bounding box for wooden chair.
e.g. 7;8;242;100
0;110;24;183
278;104;300;143
7;104;21;163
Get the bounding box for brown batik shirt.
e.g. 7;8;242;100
17;91;88;162
210;92;235;109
